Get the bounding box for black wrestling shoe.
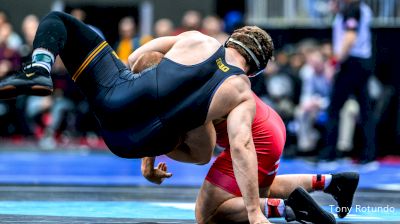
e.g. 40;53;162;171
0;65;53;99
324;172;359;218
285;187;336;224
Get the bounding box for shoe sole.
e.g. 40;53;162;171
0;85;53;99
337;172;359;218
290;187;336;224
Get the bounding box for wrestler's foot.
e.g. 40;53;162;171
324;172;359;218
285;187;336;224
0;65;53;99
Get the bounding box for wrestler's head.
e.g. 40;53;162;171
131;51;164;73
225;26;274;77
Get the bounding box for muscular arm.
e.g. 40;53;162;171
128;36;178;68
226;90;264;222
206;76;267;223
128;31;201;68
141;157;156;177
141;157;172;185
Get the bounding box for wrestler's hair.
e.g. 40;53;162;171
131;51;164;73
225;26;274;74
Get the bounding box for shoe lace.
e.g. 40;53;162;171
21;61;34;73
21;61;40;73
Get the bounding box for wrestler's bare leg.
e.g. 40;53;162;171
195;180;269;224
196;173;358;223
167;121;216;165
195;178;339;224
269;175;313;198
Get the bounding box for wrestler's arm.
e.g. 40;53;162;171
141;157;172;185
128;36;177;68
141;157;156;177
128;31;198;68
226;89;267;223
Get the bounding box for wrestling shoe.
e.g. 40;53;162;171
0;65;53;99
324;172;359;218
285;187;336;224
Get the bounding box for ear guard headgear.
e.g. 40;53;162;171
224;34;268;77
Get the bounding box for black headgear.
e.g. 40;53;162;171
224;34;268;77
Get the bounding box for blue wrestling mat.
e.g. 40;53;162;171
1;149;400;223
0;198;400;223
1;150;400;190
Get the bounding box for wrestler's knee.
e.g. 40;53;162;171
195;206;208;224
195;198;217;224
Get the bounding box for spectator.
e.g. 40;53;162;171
320;41;334;60
286;52;304;105
0;21;21;137
201;15;228;44
0;10;22;51
263;57;301;157
174;10;202;35
320;0;376;163
0;22;20;77
296;49;332;152
20;14;39;63
70;8;105;39
115;16;152;65
265;62;297;123
154;18;174;37
319;41;360;152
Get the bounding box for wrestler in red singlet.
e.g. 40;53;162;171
206;93;286;196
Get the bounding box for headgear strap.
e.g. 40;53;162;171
226;37;261;69
245;34;266;62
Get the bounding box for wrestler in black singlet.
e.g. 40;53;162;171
10;12;247;158
81;44;245;158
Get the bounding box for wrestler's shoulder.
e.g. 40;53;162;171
223;75;251;92
215;76;253;107
177;30;208;38
177;31;220;45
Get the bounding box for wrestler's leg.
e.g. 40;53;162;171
269;173;359;218
195;180;264;224
268;174;314;198
269;173;356;198
33;11;103;75
0;11;105;99
167;121;216;165
195;181;335;224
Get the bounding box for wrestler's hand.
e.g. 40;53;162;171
143;162;172;185
249;211;269;224
254;220;271;224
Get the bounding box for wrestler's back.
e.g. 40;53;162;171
161;31;252;125
164;31;221;66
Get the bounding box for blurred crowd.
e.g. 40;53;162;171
0;8;235;149
253;39;383;161
0;5;395;162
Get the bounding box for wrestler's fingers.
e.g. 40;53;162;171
163;172;172;178
163;163;168;171
160;163;167;171
156;162;165;169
